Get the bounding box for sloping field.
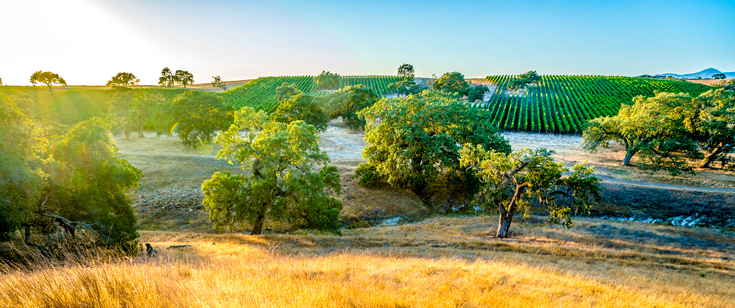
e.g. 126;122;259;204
220;75;401;112
482;75;712;133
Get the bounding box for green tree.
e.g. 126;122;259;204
159;67;175;87
129;91;164;138
460;146;600;238
30;71;67;89
106;72;140;88
508;71;541;91
398;63;415;80
270;93;329;132
163;91;234;148
468;85;489;102
0;96;46;240
314;71;341;90
202;107;342;235
686;89;735;168
432;72;470;96
712;73;726;79
175;70;194;88
275;82;303;103
325;85;378;130
44;118;142;246
356;90;511;208
387;79;425;96
211;75;227;91
107;87;136;138
583;92;700;173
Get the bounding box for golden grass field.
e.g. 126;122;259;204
1;216;734;307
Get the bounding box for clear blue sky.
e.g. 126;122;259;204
1;0;733;85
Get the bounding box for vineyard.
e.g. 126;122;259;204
220;75;401;112
481;75;713;133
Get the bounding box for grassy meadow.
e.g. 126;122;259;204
1;216;733;307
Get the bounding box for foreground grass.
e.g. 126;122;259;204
1;216;733;307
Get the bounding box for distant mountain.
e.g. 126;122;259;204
652;68;734;79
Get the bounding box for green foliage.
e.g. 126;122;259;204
325;85;379;129
357;90;511;206
712;73;726;79
270;93;328;132
30;71;67;88
211;76;226;91
314;71;341;90
483;75;713;133
387;79;425;96
202;107;342;235
432;72;470;96
159;67;175;87
0;96;46;240
159;91;234;148
508;71;542;91
276;82;303;103
468;85;489;102
460;145;600;238
397;64;415;80
175;70;194;88
583;92;703;174
687;89;735;168
46;118;142;246
106;72;140;88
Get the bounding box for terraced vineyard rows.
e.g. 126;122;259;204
482;75;713;133
221;75;401;112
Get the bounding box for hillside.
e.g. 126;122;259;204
220;75;401;112
482;75;712;133
656;68;735;79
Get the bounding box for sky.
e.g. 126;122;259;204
1;0;733;85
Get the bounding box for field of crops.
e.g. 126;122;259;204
481;75;713;133
220;75;401;112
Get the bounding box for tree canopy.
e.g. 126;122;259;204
159;67;175;87
397;63;415;80
275;82;303;103
686;89;735;168
325;85;379;130
468;85;489;102
106;72;140;88
460;146;600;238
712;73;726;79
202;107;342;235
1;96;141;248
211;76;226;91
508;71;541;91
314;71;341;90
30;71;67;88
159;91;234;148
356;90;511;208
175;70;194;88
432;72;470;96
270;92;329;132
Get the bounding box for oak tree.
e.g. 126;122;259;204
432;72;470;96
202;107;342;235
30;71;67;88
106;72;140;88
270;93;329;132
158;67;175;87
460;146;600;238
174;70;194;88
325;85;378;130
314;71;341;90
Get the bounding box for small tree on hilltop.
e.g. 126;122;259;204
174;70;194;88
159;67;175;87
712;73;726;80
398;63;415;80
356;90;511;209
211;76;227;91
432;72;470;96
202;107;342;235
107;72;140;88
508;71;541;91
314;71;341;90
460;146;600;238
30;71;67;89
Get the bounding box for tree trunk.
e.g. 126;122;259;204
23;224;31;245
622;150;635;166
496;211;514;238
251;206;267;235
700;150;722;169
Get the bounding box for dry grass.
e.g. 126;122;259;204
2;216;733;307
